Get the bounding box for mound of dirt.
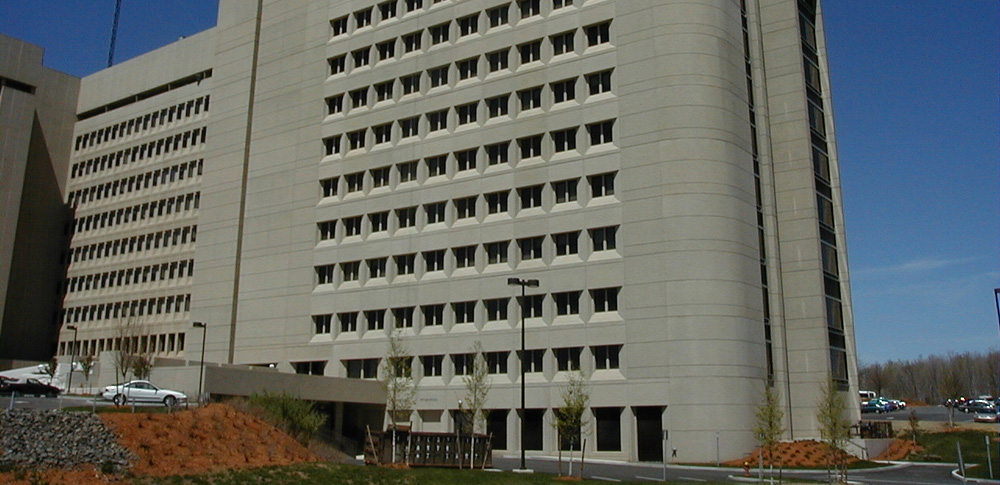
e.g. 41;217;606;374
873;438;924;461
722;440;859;468
103;403;319;477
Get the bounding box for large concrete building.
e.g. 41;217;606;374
6;0;858;462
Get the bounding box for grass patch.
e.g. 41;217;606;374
911;429;999;479
133;462;689;484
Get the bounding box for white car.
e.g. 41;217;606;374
102;380;187;406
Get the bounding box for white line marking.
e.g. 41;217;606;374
677;478;707;482
591;476;621;482
635;476;662;482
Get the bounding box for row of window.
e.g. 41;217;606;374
73;95;210;154
317;288;620;336
316;227;617;286
63;294;192;324
70;225;197;264
341;343;621;380
331;0;584;39
72;192;200;235
70;127;207;192
65;259;195;295
328;20;610;80
67;159;203;210
327;67;612;118
324;118;614;158
58;333;186;358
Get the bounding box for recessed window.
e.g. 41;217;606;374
486;142;510;165
341;261;361;281
554;231;579;255
591;287;620;312
397;162;418;183
326;94;344;115
487;4;509;28
552;178;578;204
320;177;339;197
344;358;378;379
457;102;478;125
429;65;449;88
521;349;544;373
518;135;543;159
589;171;616;197
486;94;509;118
518;40;542;64
373;123;392;144
457;57;479;80
422;304;444;326
399;116;420;138
349;88;368;109
518;185;543;209
587;120;615;145
328;55;346;75
355;8;373;28
455;196;477;219
366;309;386;330
395;253;416;274
396;206;417;228
330;16;348;37
379;1;398;20
454;245;477;268
551;31;574;55
555;291;581;315
453;353;474;375
555;347;582;371
486;298;509;321
482;352;507;374
486;190;509;214
593;344;621;370
426;155;447;177
518;87;542;110
368;258;388;278
314;314;333;334
323;135;341;155
453;301;476;324
518;0;540;19
519;294;544;318
340;311;359;332
401;73;421;95
352;46;371;67
343;216;362;236
459;13;479;36
424;250;444;272
487;49;509;72
585;21;611;46
376;40;396;61
346;172;364;193
348;129;366;151
587;69;613;95
403;31;422;53
393;307;415;328
317;264;336;284
424;202;446;224
427;110;449;132
518;236;543;261
590;225;618;251
405;0;423;12
421;354;443;376
552;0;573;10
430;22;450;45
456;148;477;171
369;211;390;232
552;127;577;152
318;220;337;240
551;78;576;103
486;240;509;264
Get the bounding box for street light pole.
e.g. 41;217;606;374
193;321;207;405
66;325;78;393
993;288;1000;475
508;277;539;472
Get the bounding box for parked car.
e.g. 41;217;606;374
871;398;898;412
0;378;61;397
959;400;995;414
861;401;886;414
889;399;907;410
101;380;187;406
974;409;1000;423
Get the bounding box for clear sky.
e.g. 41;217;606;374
2;1;997;365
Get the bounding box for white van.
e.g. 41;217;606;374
859;390;877;401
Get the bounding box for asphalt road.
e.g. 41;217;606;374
0;394;172;411
864;405;978;423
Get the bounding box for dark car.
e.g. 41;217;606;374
959;400;995;413
0;378;61;397
861;401;886;414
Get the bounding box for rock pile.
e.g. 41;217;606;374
0;409;134;471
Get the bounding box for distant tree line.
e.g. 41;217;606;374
858;350;1000;404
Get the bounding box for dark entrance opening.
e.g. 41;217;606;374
518;408;544;450
634;406;664;462
594;407;622;451
487;409;508;449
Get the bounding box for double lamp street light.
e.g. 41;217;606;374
508;276;539;472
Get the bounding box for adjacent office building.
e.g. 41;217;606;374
5;0;858;462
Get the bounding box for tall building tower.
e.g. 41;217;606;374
51;0;856;462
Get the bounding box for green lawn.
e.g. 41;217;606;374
134;462;706;484
910;429;1000;479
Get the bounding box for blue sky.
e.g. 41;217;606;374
2;1;997;365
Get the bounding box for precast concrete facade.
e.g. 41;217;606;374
35;0;856;463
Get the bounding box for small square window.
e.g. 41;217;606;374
314;314;333;334
486;94;509;118
340;312;359;332
346;172;364;193
401;73;421;95
348;129;367;151
352;46;371;67
425;202;446;224
368;257;388;277
521;349;544;373
585;21;611;46
518;87;542;110
341;261;361;281
422;304;444;326
518;294;544;317
486;298;509;321
330;16;348;37
349;88;368;109
487;49;509;72
396;206;417;229
326;94;344;115
518;135;543;159
587;69;613;95
552;178;578;203
397;162;418;183
486;190;509;214
406;0;424;12
393;307;415;328
554;231;579;255
429;65;449;88
591;287;620;312
486;240;509;264
343;216;362;236
317;264;336;284
424;249;446;271
455;196;477;219
403;31;422;53
371;166;391;188
551;31;574;55
518;0;540;19
328;55;347;75
587;120;615;146
457;102;478;125
555;291;580;315
376;40;396;61
427;109;448;132
486;142;510;165
518;40;542;64
453;301;476;324
355;8;373;28
454;245;477;268
459;14;479;36
518;236;543;260
370;212;390;232
426;155;447;177
552;127;577;152
373;123;392;144
366;309;386;330
395;253;416;274
399;116;420;138
589;171;616;197
323;135;341;155
487;352;509;374
320;177;339;198
458;57;479;80
487;5;509;28
379;1;398;20
552;78;576;103
456;148;477;171
318;220;337;240
552;0;573;10
555;347;582;371
421;354;443;375
518;185;543;209
430;22;450;45
593;344;621;370
590;225;618;251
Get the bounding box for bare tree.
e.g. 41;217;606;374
754;385;785;468
79;354;97;393
816;379;850;484
111;312;148;404
41;357;58;385
462;341;491;435
379;330;416;464
554;370;590;477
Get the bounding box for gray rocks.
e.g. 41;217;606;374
0;409;134;471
